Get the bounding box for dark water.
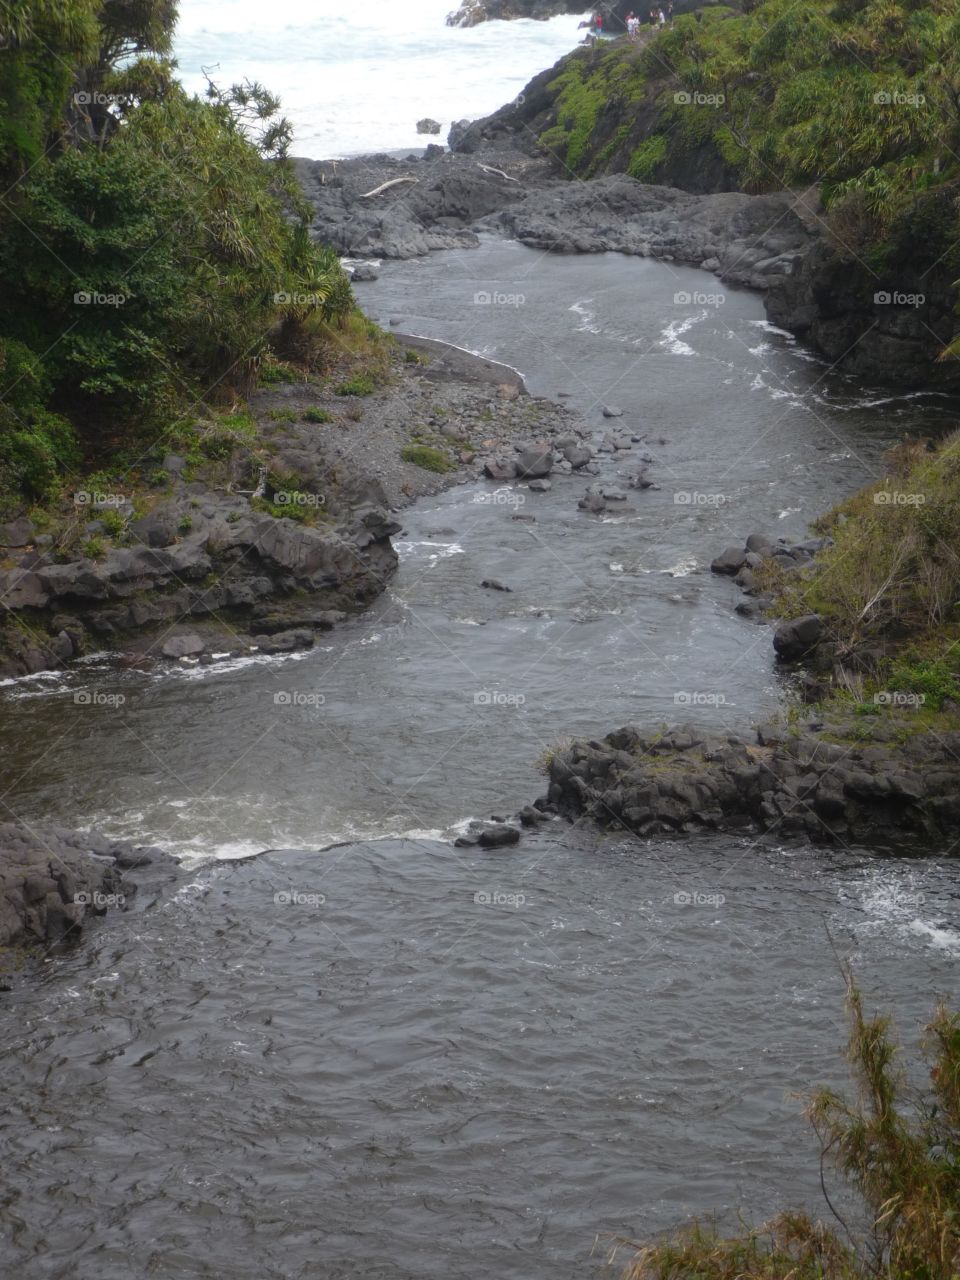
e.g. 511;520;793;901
1;243;957;1278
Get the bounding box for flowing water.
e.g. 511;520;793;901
1;244;958;1278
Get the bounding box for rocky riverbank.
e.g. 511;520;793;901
0;337;586;680
0;823;178;955
297;149;818;293
536;717;960;846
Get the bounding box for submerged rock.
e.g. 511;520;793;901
455;821;521;848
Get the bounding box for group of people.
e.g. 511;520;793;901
624;5;672;37
584;3;672;41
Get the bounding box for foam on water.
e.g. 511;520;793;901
659;314;703;355
173;0;589;158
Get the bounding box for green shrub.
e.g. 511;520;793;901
886;655;960;710
177;515;193;533
267;408;297;423
303;407;334;423
621;983;960;1280
259;359;299;385
335;372;376;397
81;536;105;559
627;134;668;180
400;444;455;474
98;509;126;538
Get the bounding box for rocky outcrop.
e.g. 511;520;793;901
446;0;719;27
539;722;960;845
446;0;587;25
294;151;542;259
297;149;816;291
0;500;399;678
766;225;960;391
0;823;177;951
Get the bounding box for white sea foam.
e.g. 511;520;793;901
659;314;703;356
174;0;588;158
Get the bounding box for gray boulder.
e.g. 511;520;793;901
161;632;206;659
563;444;592;469
773;614;824;661
0;517;34;547
711;545;748;575
483;457;517;481
515;445;553;479
455;821;520;848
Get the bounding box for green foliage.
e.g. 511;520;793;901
775;433;960;640
0;339;80;506
0;1;355;510
335;372;376;397
303;407;334;423
259;358;300;385
267;408;298;423
886;654;960;709
627;134;668;180
81;536;105;559
98;508;126;538
534;0;960;355
621;984;960;1280
400;444;455;473
250;494;308;523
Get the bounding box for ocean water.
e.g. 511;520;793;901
173;0;589;157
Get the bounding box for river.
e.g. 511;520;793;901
0;243;957;1279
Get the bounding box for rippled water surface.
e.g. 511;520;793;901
1;245;957;1279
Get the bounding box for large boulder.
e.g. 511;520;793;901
563;444;592;469
515;444;553;479
710;545;748;575
773;614;824;661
